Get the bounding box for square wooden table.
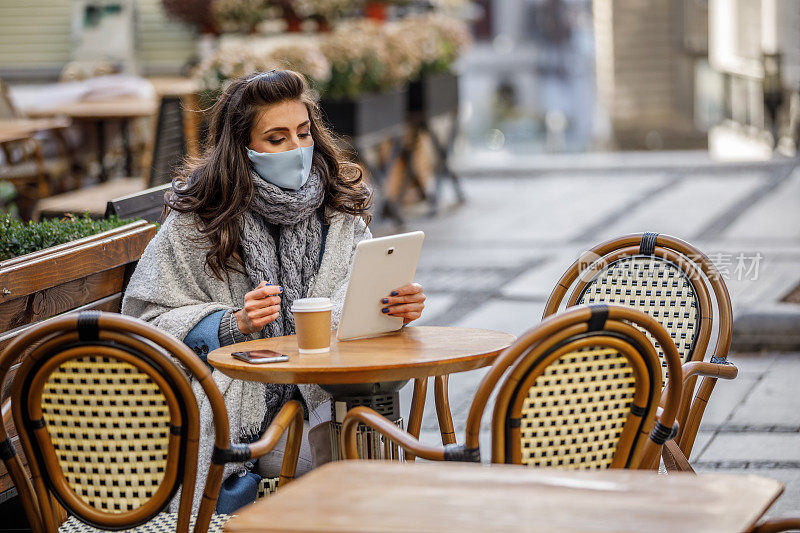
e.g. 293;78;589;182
223;461;784;533
25;96;157;181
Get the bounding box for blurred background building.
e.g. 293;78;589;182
1;0;798;160
592;0;709;151
459;0;800;159
707;0;800;159
0;0;197;80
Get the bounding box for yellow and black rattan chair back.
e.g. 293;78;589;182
497;333;659;469
340;305;683;471
0;312;239;533
470;305;682;470
542;233;733;457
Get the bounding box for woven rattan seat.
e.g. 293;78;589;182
542;233;737;468
0;311;303;533
341;304;684;471
59;513;230;533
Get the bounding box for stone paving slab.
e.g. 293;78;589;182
699;373;759;427
729;358;800;427
597;174;766;241
690;430;715;462
405;175;667;244
411;294;457;327
454;299;545;337
728;259;800;309
724;167;800;240
500;251;579;300
695;433;800;463
729;352;780;374
415;245;543;270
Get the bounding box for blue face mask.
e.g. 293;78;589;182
246;142;314;190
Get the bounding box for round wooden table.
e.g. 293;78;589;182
208;326;516;459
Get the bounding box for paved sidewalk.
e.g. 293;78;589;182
372;157;800;519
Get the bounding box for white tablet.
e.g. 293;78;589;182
337;231;425;340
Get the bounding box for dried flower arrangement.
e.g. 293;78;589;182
212;0;281;33
193;12;471;98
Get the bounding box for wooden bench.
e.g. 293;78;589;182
0;220;157;503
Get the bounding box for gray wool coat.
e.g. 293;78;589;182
121;207;371;511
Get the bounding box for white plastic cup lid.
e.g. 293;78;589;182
291;298;333;312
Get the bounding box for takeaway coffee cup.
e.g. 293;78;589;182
291;298;333;354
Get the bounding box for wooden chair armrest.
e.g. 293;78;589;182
682;360;738;382
246;400;304;487
342;406;447;461
750;518;800;533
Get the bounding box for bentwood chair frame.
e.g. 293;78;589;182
343;304;683;471
751;517;800;533
0;311;303;533
541;232;738;465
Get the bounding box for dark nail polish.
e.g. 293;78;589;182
382;298;389;304
382;308;389;313
278;287;283;292
391;291;399;296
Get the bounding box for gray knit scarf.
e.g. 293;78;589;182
239;170;324;431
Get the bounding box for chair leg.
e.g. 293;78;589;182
195;463;224;533
51;496;68;527
30;139;49;200
679;377;718;458
406;377;428;462
662;440;695;473
434;375;457;445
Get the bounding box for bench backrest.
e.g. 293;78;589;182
105;183;171;223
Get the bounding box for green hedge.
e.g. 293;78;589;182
0;214;140;261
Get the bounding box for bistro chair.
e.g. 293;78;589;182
343;304;683;471
0;78;74;220
0;311;303;533
541;232;738;466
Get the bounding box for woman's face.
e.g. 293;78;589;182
248;99;313;154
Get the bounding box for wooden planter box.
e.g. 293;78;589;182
0;219;157;502
320;88;406;141
407;72;459;118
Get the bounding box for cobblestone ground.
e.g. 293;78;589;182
372;156;800;518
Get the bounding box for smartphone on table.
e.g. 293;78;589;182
231;350;289;364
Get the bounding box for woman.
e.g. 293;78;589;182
121;69;426;511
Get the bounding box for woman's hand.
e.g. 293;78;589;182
380;283;426;324
235;281;283;335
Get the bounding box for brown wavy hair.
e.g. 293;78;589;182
167;69;372;280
